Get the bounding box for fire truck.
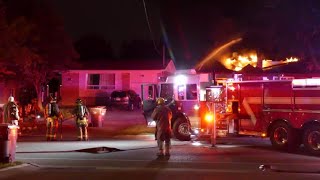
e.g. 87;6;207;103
206;78;320;155
141;71;211;141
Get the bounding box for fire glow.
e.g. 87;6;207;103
222;53;298;71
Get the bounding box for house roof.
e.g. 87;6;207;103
263;61;309;73
72;58;170;70
241;64;263;73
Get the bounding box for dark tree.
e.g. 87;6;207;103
0;0;79;109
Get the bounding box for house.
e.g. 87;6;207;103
60;59;176;106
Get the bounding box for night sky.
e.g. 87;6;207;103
50;0;320;69
50;0;161;55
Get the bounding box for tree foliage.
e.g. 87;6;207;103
0;0;78;109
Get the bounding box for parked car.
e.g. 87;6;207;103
110;90;138;110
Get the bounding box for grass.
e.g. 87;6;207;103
0;161;23;169
116;125;155;135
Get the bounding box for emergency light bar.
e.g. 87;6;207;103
292;78;320;88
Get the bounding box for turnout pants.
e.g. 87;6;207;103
77;118;88;141
157;131;171;154
46;116;58;141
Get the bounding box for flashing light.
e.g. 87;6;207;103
261;133;267;137
36;115;41;119
228;86;236;91
174;74;187;85
201;128;205;132
193;104;200;110
205;113;214;122
194;129;199;134
178;85;185;91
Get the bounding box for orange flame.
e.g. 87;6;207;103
222;53;299;71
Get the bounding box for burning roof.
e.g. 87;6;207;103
197;50;299;74
222;52;298;72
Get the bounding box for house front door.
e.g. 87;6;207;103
122;73;130;90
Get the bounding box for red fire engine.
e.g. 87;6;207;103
205;78;320;155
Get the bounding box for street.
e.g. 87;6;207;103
1;110;320;180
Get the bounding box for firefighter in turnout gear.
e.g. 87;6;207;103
3;96;20;125
45;96;62;141
151;97;172;156
72;98;89;141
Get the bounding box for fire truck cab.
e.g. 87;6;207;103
214;78;320;155
141;72;210;141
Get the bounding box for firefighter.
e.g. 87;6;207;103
72;98;89;141
3;96;20;125
45;96;62;141
151;97;173;156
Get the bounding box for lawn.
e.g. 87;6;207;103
0;161;23;169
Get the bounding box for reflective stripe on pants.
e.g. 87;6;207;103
77;118;88;140
46;117;58;140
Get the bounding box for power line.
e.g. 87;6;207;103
142;0;161;56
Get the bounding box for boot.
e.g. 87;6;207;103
156;149;164;156
164;147;170;156
164;149;170;156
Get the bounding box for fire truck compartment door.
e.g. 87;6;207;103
239;118;255;131
239;83;263;130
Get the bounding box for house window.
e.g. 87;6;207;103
87;73;115;90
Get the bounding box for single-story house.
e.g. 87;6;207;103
60;58;176;106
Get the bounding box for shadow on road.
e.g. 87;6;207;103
16;146;123;154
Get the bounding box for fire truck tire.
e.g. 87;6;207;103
173;118;191;141
270;122;299;152
303;125;320;156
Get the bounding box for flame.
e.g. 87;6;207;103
286;57;298;62
221;53;299;71
222;53;258;71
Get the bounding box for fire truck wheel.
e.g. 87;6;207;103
303;125;320;156
173;118;191;141
270;122;299;151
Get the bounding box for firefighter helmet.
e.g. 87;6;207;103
156;97;165;105
8;96;14;102
76;98;82;104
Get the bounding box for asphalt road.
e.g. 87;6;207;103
0;136;318;180
1;110;320;180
